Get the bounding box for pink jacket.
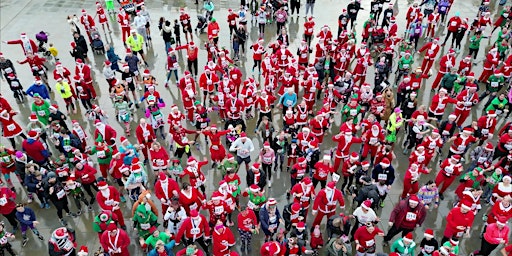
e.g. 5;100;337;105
484;223;510;245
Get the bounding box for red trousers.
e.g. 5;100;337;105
401;179;419;199
421;59;434;75
219;109;226;119
426;25;436;38
113;209;125;227
431;72;445;89
333;154;347;174
121;27;130;42
453;108;470;127
435;172;456;194
186;108;194;121
478;69;493;82
362;144;378;160
312;133;324;143
287;157;297;167
161;203;169;216
353;74;366;86
312;210;335;227
305;100;315;112
85;81;97;98
141;143;150;161
99;163;109;179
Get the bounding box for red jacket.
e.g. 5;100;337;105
213;227;236;256
150;147;170;169
313;162;333;181
207;22;220;38
136;123;156;144
312;188;344;214
96;186;121;211
176;215;211;242
444;207;475;238
154;178;180;202
447;16;462;32
100;228;130;256
74;164;97;184
237;209;258;231
389;199;427;229
0;187;16;214
177;44;199;61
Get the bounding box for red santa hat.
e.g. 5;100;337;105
267;242;281;255
143;69;150;76
20;32;27;38
496;216;508;225
76;58;83;64
291;203;301;212
77;246;88;256
82;9;87;13
451;154;461;161
449;237;459;246
484;142;494;151
267;198;277;206
439;88;448;94
448;49;456;54
390;16;396;22
417;145;425;151
263;141;271;149
323;154;331;161
210;124;217;130
431;129;440;135
362;199;372;210
298;157;307;165
326;181;336;190
240;132;247;138
29;113;38;122
302;177;312;185
424;229;434;238
448;113;457;119
296;221;305;230
28;130;39;139
148;226;158;234
211;191;223;201
171;104;178;110
97;181;108;190
187;156;197;165
190;210;199;218
308;16;313;21
460;200;472;210
0;52;3;58
487;110;496;117
158;172;167;181
403;232;414;243
309;140;318;148
350;152;359;160
409;194;419;204
120;136;128;144
249;184;260;193
49;104;58;111
361;161;370;168
462;127;474;134
227;153;234;161
252;162;260;170
380;158;390;168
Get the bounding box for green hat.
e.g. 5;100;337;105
186;247;195;255
211;17;216;22
33;93;41;98
194;100;201;106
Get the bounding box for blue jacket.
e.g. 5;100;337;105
15;207;36;226
26;84;50;100
278;93;297;108
147;240;175;256
25;173;42;193
259;205;282;236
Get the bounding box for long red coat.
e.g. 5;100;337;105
100;228;130;256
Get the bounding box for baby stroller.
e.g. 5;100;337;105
35;31;52;60
90;29;105;54
196;14;208;33
118;0;136;16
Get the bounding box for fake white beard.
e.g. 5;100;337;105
100;189;110;197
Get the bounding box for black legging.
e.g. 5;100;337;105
341;175;354;191
80;98;93;110
0;242;16;256
82;182;98;200
455;29;466;49
262;163;272;180
252;59;262;72
276;22;285;35
474;238;499;256
185;236;209;253
71;193;90;211
259;23;265;34
469;48;479;59
383;225;413;242
304;34;312;46
1;209;18;229
52;199;71;219
7;133;27;149
175;147;192;160
187;59;198;76
312;178;326;190
442;30;457;46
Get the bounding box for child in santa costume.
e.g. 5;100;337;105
89;140;113;179
100;223;130;256
175;210;210;253
96;181;126;229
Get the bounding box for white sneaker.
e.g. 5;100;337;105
27;198;32;203
138;85;143;91
268;180;272;187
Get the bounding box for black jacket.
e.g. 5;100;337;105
246;169;267;190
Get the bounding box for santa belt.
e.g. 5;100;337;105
318;206;336;213
311;130;323;136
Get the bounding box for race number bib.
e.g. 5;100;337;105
405;212;417;221
140;223;150;230
214;206;224;214
190;228;200;234
6;124;15;131
56;189;66;199
378;174;387;180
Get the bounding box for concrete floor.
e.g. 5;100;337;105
0;0;509;255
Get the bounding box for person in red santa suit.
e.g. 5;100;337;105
477;110;498;144
406;1;421;28
206;191;230;227
425;9;441;38
211;221;237;256
254;90;275;129
167;105;185;130
431;49;456;90
149;141;170;173
290;177;315;219
458;55;473;75
3;32;38;55
71;120;88;148
296;127;317;153
485;197;512;227
361;124;385;161
202;125;231;167
296;40;310;69
96;181;126;229
312;181;345;227
53;62;72;83
308;112;329;143
478;47;500;82
312;154;334;190
94;120;117;148
181;156;208;194
175;210;210;253
420;129;443;164
240;78;257;119
354;221;384;255
302;74;320;113
401;163;430;199
179;182;205;216
332;129;362;174
224;92;245;125
100;223;130;256
442;200;475;244
448;127;478;158
179;75;197;122
135;118;156;163
0;108;25;148
79;9;96;42
417;37;441;75
453;83;479;127
323;83;344;112
352;52;373;86
317;25;333;43
260;241;283;256
95;2;111;32
228;65;243;93
303;17;315;46
276;44;293;72
435;155;463;200
408;145;430;170
75;59;97;99
116;8;130;42
199;68;219;106
154;172;179;215
277;68;299;96
428;88;457;123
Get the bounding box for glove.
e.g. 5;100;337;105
205;118;211;122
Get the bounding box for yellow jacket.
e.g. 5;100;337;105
55;81;73;99
126;33;144;52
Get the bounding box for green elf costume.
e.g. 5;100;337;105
31;93;51;125
133;203;159;240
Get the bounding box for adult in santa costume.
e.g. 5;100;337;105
202;125;231;166
478;47;500;83
154;172;179;215
453;83;479;127
100;223;130;256
312;181;345;227
417;38;441;75
96;181;126;229
95;2;112;32
79;9;96;42
94;120;117;148
383;195;427;246
0;186;18;232
442;200;475;244
206;191;230;227
3;33;38;55
175;210;210;253
75;59;97;99
361;124;385;161
0;108;25;148
428;88;458;123
53;62;72;83
435;155;463;200
332;129;362;174
136;118;156;163
431;49;456;90
212;221;237;256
